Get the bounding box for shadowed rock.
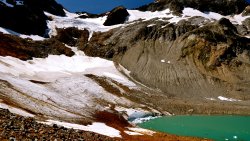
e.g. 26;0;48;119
0;0;65;36
103;6;129;26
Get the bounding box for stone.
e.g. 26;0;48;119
103;6;129;26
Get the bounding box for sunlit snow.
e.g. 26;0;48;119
40;120;121;138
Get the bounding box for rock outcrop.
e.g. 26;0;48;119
55;27;89;47
103;6;129;26
0;33;74;60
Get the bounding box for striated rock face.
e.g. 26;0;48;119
138;0;248;15
0;0;65;36
104;6;129;26
0;33;74;60
83;17;250;100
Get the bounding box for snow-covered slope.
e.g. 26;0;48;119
0;27;45;41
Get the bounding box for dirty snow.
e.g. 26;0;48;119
0;102;34;117
205;97;216;101
41;120;121;138
127;127;155;136
115;107;147;116
124;130;143;136
218;96;241;102
132;116;159;124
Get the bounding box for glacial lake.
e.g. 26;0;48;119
138;115;250;141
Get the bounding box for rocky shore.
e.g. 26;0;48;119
0;108;121;141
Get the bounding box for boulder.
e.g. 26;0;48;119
103;6;129;26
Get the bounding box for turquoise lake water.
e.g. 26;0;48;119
138;116;250;141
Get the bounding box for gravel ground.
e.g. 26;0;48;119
0;108;121;141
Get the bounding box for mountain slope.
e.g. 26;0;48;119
0;0;250;140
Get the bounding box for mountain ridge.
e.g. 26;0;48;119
0;0;250;140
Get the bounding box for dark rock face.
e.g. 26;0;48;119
0;0;65;36
24;0;65;17
138;0;248;15
0;33;74;60
0;6;48;36
103;6;129;26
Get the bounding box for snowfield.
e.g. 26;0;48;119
40;120;122;138
0;48;140;119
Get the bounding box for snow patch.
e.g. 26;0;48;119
127;127;155;136
147;24;156;27
218;96;241;102
45;12;119;37
0;27;45;41
205;97;216;101
124;130;143;136
40;120;121;138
